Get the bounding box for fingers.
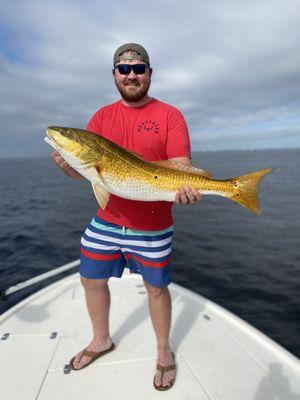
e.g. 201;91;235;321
175;191;182;204
50;150;82;178
178;187;189;204
51;151;71;169
192;188;202;202
175;186;202;205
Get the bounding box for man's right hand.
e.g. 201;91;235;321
51;150;84;180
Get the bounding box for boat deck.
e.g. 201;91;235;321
0;271;299;399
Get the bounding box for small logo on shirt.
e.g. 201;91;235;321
137;120;159;134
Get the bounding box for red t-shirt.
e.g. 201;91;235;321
86;98;191;230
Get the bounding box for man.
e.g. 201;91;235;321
51;43;202;391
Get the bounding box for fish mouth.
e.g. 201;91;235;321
44;127;60;151
46;126;60;139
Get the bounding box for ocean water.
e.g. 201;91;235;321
0;149;299;358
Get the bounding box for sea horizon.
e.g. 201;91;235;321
0;146;300;161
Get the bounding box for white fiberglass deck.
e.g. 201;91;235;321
0;270;299;400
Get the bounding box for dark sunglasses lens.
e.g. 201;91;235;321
132;64;147;74
117;65;131;75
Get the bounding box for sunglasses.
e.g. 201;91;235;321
114;64;150;75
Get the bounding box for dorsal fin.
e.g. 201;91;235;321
151;160;213;178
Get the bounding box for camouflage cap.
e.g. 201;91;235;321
113;43;150;66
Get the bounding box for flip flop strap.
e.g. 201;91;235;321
156;352;176;374
83;349;99;357
156;364;176;373
78;348;98;362
78;343;115;362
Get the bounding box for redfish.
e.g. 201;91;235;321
45;126;274;215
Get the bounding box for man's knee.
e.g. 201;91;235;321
143;279;168;297
80;276;109;291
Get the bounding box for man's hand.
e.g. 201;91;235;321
168;157;203;205
175;186;202;205
51;150;84;180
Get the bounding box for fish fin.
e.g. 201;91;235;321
228;167;275;215
92;183;110;209
151;160;213;178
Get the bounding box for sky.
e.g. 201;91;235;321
0;0;300;157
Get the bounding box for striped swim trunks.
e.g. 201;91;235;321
80;216;174;288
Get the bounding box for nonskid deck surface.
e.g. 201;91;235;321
0;271;299;400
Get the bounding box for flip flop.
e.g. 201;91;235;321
69;342;115;371
153;352;176;391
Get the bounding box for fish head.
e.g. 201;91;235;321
45;126;104;166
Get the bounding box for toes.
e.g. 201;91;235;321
72;358;76;366
155;372;162;386
155;371;173;387
73;357;80;368
163;372;175;387
78;355;88;368
155;369;176;388
163;374;169;387
73;353;84;368
75;357;82;368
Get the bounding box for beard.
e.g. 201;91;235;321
115;77;151;102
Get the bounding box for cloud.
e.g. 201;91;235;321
0;0;300;157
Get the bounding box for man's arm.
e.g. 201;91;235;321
168;156;202;205
51;150;84;180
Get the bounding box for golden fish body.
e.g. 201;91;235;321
45;126;274;215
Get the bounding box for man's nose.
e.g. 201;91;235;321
127;69;138;79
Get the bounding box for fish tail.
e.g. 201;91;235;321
228;167;275;215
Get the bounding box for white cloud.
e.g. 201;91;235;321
0;0;300;157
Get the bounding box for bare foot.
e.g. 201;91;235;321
72;337;113;369
154;348;176;388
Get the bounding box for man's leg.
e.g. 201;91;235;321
72;276;113;369
144;280;176;388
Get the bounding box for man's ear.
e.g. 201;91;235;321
112;68;115;76
149;67;153;77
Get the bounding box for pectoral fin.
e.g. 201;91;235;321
151;160;213;178
92;183;110;209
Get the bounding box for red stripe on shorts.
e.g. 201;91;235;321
81;248;121;261
125;254;170;268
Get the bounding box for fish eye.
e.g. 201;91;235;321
154;175;158;179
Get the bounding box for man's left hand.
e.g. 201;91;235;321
175;186;202;205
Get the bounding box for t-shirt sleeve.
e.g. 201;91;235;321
166;112;191;159
86;109;102;134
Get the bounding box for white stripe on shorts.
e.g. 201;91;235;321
81;237;119;251
120;247;172;259
84;228;172;248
